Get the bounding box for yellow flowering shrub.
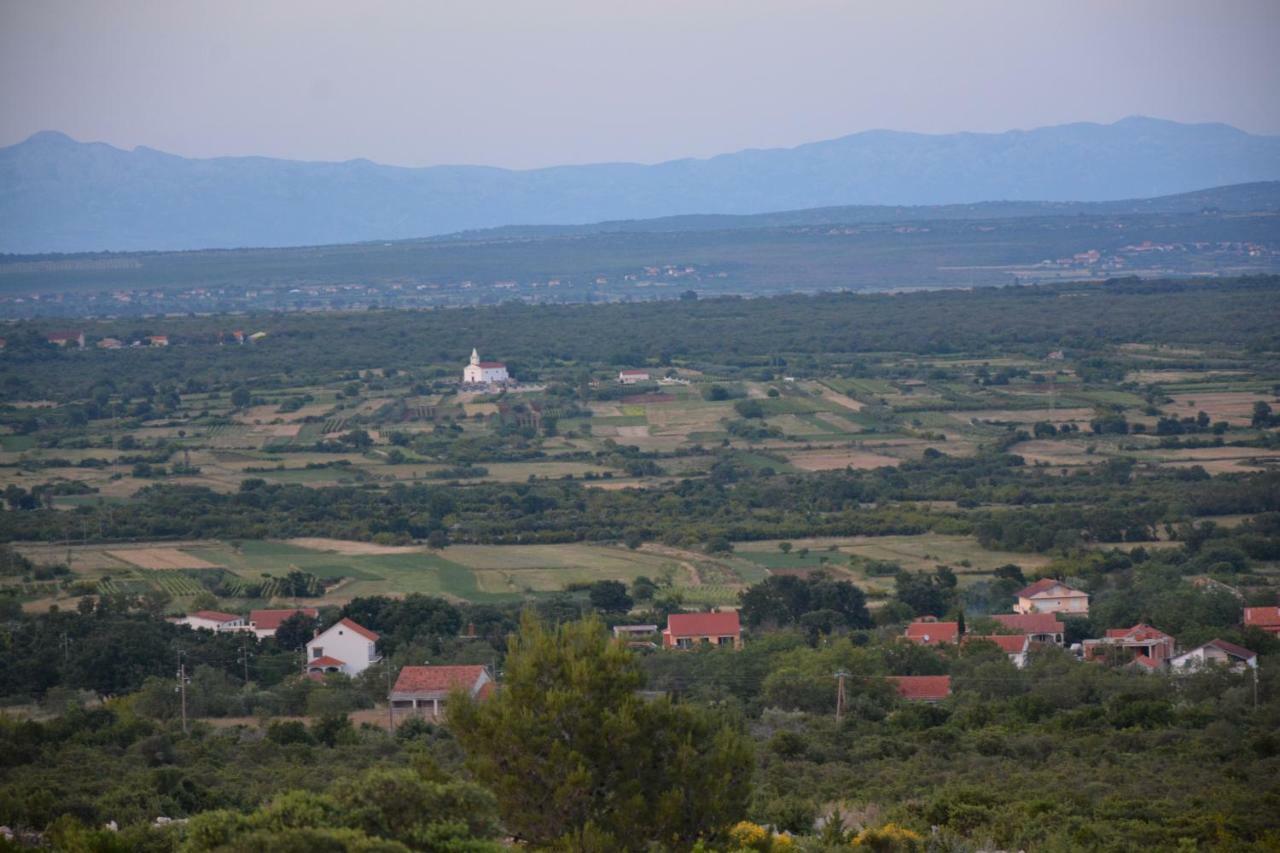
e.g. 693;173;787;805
850;822;924;852
728;821;795;852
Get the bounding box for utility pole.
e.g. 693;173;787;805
61;633;70;667
177;650;188;734
239;637;251;685
834;670;848;722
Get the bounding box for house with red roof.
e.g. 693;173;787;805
249;608;319;639
1014;578;1089;616
175;610;246;633
991;613;1065;645
887;675;951;703
46;330;85;349
389;665;494;721
663;610;742;650
1170;639;1258;673
1082;623;1175;668
964;634;1031;668
305;618;380;677
1244;606;1280;636
904;620;959;646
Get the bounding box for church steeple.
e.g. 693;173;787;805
470;348;480;365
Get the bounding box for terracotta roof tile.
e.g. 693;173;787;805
393;665;489;694
904;621;959;645
250;608;318;630
666;611;740;637
992;613;1064;634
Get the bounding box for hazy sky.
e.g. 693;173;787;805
2;0;1278;169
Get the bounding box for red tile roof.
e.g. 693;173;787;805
666;610;741;637
393;665;489;695
966;634;1029;654
1104;623;1172;643
1203;639;1257;660
619;369;649;375
477;361;506;368
1131;654;1162;670
888;675;952;701
308;655;346;668
188;610;241;622
250;608;319;630
333;617;380;642
991;613;1064;634
1015;578;1084;599
904;621;959;645
1244;607;1280;629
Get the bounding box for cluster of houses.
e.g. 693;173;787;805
891;579;1271;702
174;584;1276;715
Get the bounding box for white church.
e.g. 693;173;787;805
463;348;509;385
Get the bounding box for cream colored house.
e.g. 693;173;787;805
1014;578;1089;616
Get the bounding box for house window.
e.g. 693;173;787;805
718;636;734;646
676;638;692;649
311;647;323;658
368;644;377;661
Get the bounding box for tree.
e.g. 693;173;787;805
275;611;318;651
588;580;633;613
450;614;753;849
230;386;252;408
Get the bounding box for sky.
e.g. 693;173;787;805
2;0;1279;170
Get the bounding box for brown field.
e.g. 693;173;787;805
809;381;864;411
785;449;903;471
953;407;1096;425
1008;439;1100;467
283;537;426;555
1167;392;1275;425
1127;370;1251;384
105;547;221;570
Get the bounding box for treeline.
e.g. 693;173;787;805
3;454;1277;554
3;275;1279;403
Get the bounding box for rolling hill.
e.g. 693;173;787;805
3;117;1280;253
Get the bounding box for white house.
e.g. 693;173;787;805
462;349;509;385
1014;578;1090;616
1170;639;1258;673
249;607;319;639
618;369;651;384
175;610;246;633
389;665;494;721
305;618;380;677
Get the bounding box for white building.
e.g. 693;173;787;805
1170;639;1258;673
462;349;509;385
305;618;381;678
389;665;494;721
618;369;651;384
175;610;246;633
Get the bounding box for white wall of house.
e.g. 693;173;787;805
177;616;245;633
306;623;379;676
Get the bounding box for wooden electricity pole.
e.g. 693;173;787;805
177;650;188;734
834;670;848;722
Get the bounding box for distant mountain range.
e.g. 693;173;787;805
3;116;1280;253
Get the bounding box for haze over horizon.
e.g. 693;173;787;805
3;0;1279;171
